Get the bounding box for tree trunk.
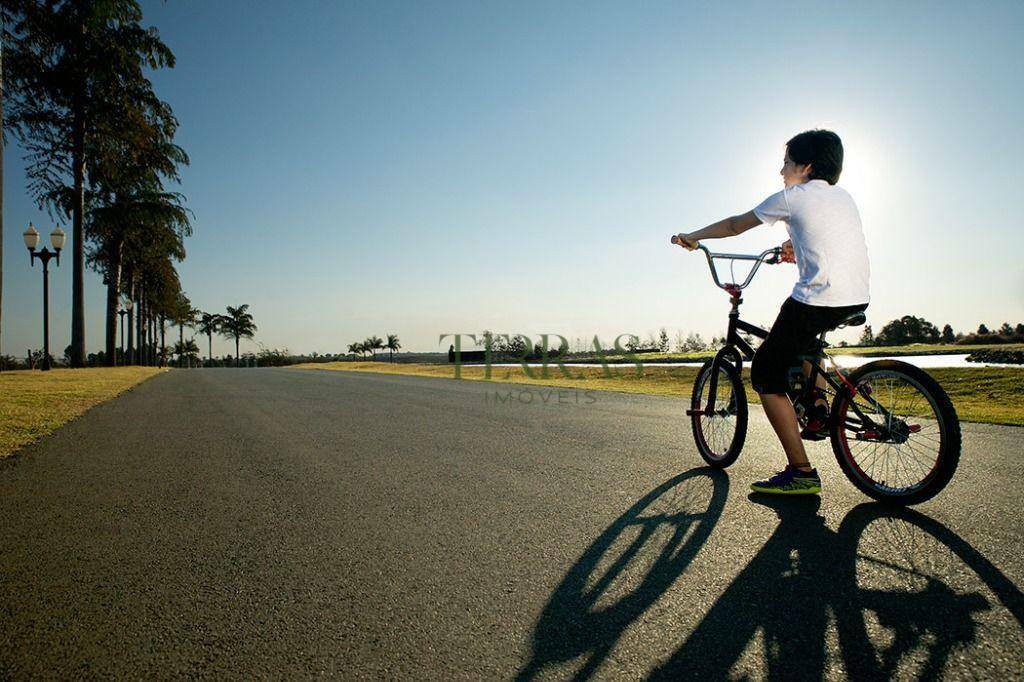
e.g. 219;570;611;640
178;323;184;367
0;42;5;367
235;337;240;365
159;314;166;367
126;278;135;365
103;239;122;366
208;333;212;365
137;287;145;366
70;94;87;367
135;287;142;365
144;299;150;366
139;297;145;365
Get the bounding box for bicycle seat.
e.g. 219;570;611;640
828;311;866;331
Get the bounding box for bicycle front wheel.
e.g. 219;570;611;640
830;360;961;505
690;360;748;468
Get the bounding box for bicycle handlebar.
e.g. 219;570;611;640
672;236;782;292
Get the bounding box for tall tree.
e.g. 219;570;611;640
0;3;21;366
87;102;190;366
219;305;257;365
196;312;220;365
6;0;176;366
0;26;5;364
171;293;195;355
858;325;874;346
174;338;199;368
386;334;401;362
136;252;180;366
365;335;384;360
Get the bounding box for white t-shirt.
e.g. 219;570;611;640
753;179;870;307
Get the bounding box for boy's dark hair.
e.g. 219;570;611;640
787;129;843;185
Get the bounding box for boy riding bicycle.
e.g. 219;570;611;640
674;130;870;495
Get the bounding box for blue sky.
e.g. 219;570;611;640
3;0;1023;357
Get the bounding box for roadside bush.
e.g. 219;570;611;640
957;333;1024;345
257;347;299;367
966;349;1024;364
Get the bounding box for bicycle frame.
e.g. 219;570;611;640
686;245;896;439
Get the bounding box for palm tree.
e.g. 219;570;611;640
94;187;190;366
171;297;194;367
6;1;178;366
140;255;181;367
347;342;361;360
219;305;257;366
196;312;221;365
173;295;196;353
365;335;384;360
386;334;401;362
174;338;200;368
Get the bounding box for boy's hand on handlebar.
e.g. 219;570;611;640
672;233;699;251
780;239;796;263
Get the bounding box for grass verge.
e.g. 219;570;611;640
294;361;1024;427
0;367;166;457
562;342;1024;363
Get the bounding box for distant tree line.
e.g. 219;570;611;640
857;317;1024;347
0;302;258;370
345;334;402;362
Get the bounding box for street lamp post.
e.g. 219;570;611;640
23;223;66;371
118;308;127;366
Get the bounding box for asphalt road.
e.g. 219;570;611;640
1;368;1022;679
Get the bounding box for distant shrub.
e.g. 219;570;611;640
966;349;1024;364
257;347;296;367
957;333;1024;346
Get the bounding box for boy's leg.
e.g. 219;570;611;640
760;393;813;471
802;359;828;393
751;298;821;472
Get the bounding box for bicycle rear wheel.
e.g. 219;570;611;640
830;360;961;505
690;360;747;468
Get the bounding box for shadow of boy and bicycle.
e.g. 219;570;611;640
517;467;1024;680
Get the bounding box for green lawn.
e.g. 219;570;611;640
295;361;1024;427
559;342;1024;363
0;367;166;457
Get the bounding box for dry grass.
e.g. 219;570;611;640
295;361;1024;427
0;367;166;457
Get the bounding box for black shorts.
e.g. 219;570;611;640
750;297;868;395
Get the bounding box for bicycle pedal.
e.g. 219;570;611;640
800;425;829;441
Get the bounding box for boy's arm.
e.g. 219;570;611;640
673;211;761;249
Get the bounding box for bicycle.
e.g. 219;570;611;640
672;240;961;505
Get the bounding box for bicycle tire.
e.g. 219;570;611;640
691;359;748;468
830;360;961;505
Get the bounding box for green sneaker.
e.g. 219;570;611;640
750;465;821;495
